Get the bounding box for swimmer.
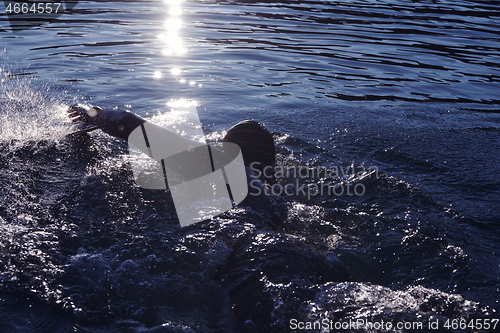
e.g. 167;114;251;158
67;104;277;214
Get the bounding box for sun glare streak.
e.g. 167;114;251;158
160;0;187;57
158;0;193;82
167;34;182;47
165;18;182;30
169;6;182;16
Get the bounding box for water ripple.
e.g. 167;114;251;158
192;0;500;104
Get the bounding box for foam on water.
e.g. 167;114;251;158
0;65;77;150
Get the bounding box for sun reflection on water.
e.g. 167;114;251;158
150;99;205;142
159;0;187;56
153;0;202;99
169;6;182;16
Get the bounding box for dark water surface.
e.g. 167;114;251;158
1;0;500;332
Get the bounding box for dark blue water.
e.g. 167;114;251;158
1;0;499;332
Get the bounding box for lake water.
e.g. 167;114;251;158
1;0;500;332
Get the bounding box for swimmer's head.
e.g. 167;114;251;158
223;120;275;172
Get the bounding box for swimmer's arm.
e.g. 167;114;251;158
68;105;227;181
68;104;203;158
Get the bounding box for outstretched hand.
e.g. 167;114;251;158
68;104;102;125
67;104;146;140
67;104;101;133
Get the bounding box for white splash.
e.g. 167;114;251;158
0;66;76;150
